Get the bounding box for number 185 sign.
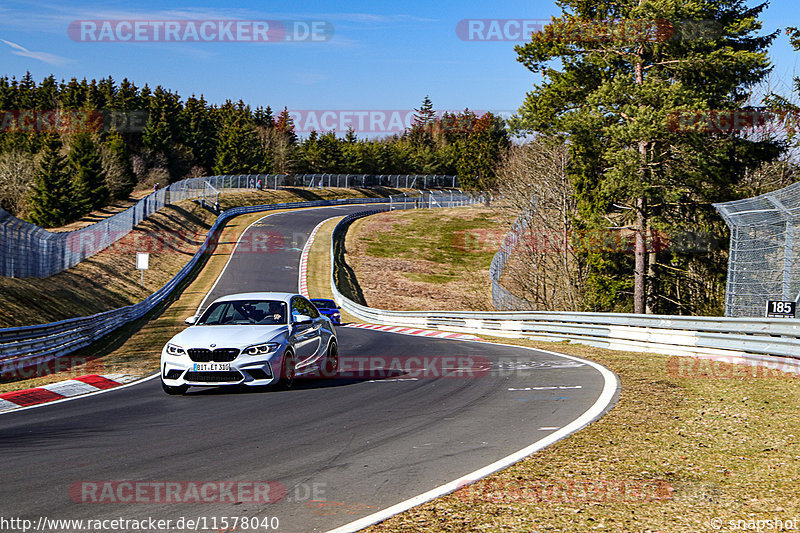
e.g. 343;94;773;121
765;300;796;318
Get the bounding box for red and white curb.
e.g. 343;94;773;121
344;323;483;341
298;218;329;298
0;374;140;413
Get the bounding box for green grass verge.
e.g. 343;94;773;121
345;207;510;311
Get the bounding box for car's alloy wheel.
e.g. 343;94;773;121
162;380;189;395
322;341;339;378
279;351;296;389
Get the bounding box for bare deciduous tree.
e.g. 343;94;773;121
258;127;295;174
0;151;35;217
494;137;584;310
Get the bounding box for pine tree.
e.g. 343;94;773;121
27;135;75;227
413;95;436;126
408;96;437;149
142;86;182;155
213;116;269;174
103;131;136;199
274;107;298;145
181;95;217;171
455;113;508;194
69;132;108;214
512;0;780;314
253;106;274;128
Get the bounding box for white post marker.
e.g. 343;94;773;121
136;252;149;288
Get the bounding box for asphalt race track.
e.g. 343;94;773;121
0;206;619;532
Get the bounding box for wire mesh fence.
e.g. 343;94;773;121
489;215;539;310
388;190;481;210
714;182;800;318
0;174;459;279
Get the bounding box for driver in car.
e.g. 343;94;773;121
267;302;285;323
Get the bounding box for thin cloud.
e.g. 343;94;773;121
1;38;69;65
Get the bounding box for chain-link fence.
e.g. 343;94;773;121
0;188;168;279
168;174;458;199
489;215;538;310
0;174;459;278
714;182;800;317
388;190;481;210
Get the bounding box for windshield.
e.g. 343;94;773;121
198;300;288;326
311;299;337;309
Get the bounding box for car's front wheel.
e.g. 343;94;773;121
162;380;189;395
279;350;296;390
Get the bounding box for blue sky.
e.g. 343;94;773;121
1;0;800;120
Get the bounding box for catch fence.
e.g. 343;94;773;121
714;182;800;317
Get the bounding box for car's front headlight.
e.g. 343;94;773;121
166;343;186;356
244;342;280;356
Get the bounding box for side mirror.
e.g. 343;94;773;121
293;314;313;325
185;316;198;325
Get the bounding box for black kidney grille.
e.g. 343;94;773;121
187;348;240;362
183;371;243;383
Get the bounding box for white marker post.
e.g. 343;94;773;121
136;252;149;288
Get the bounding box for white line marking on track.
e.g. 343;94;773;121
538;427;561;431
508;386;584;391
325;344;618;533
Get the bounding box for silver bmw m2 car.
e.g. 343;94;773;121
160;292;338;395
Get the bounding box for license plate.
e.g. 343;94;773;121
193;363;231;371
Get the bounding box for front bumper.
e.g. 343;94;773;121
161;349;281;387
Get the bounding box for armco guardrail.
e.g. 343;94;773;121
330;210;800;370
0;197;389;377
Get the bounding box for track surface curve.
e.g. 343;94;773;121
0;206;617;532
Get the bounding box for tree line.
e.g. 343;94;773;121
0;74;508;226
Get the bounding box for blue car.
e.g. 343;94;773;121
310;298;341;325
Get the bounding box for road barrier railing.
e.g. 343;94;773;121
0;197;390;377
330;210;800;370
